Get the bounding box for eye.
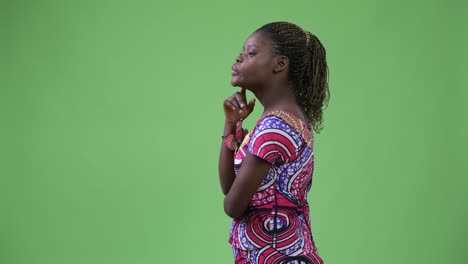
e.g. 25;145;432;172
248;52;255;56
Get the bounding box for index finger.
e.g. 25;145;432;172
240;87;246;97
234;92;246;108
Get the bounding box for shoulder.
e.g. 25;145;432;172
251;115;303;145
248;115;306;164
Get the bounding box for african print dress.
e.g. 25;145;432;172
229;111;323;264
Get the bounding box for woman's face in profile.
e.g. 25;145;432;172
231;32;276;90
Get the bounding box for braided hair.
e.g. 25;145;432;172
256;22;330;133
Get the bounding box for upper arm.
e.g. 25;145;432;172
223;116;299;218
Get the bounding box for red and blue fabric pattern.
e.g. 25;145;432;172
229;111;323;264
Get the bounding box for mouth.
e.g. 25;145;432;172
231;65;239;76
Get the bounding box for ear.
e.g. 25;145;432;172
273;55;288;73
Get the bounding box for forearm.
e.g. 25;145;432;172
218;121;236;195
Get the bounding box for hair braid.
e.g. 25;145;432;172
256;22;330;133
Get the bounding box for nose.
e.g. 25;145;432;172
236;54;243;63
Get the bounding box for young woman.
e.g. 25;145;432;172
219;22;329;264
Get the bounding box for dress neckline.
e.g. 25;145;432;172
260;110;313;147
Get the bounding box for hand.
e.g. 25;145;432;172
223;88;256;124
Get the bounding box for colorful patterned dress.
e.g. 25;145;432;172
229;110;323;264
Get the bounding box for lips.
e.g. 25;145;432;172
231;65;239;76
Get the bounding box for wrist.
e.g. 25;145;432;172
222;119;246;152
224;120;237;131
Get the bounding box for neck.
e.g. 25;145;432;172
251;81;298;115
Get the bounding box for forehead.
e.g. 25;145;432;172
243;31;272;49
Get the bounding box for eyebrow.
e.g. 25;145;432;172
242;44;259;50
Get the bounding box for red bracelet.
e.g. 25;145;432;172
222;120;248;152
222;134;238;151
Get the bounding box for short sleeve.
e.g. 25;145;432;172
248;116;300;165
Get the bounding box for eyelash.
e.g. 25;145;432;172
240;52;256;57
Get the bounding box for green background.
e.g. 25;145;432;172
1;0;467;263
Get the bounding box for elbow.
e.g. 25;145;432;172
224;205;241;219
223;196;244;219
221;187;229;196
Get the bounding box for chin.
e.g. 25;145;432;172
231;77;252;90
230;79;241;87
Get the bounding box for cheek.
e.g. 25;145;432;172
247;60;267;75
239;57;271;80
255;63;272;79
256;58;273;74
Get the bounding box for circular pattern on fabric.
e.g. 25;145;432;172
229;113;322;262
254;246;320;264
239;209;304;251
